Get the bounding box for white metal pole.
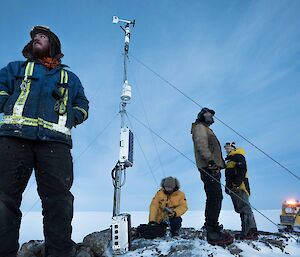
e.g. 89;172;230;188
113;18;134;216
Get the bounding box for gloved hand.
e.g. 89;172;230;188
207;160;218;171
168;210;176;218
207;160;220;177
230;183;240;193
164;207;176;218
148;221;158;226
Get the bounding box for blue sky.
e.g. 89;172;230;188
1;0;300;219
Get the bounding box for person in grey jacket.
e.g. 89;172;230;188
191;107;233;246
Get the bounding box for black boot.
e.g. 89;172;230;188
235;228;258;240
171;229;180;237
206;226;233;246
203;223;223;232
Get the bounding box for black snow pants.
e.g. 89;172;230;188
0;136;75;257
199;168;223;228
169;217;182;233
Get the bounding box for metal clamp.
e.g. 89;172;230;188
20;76;29;92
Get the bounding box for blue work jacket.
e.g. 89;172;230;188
0;61;89;147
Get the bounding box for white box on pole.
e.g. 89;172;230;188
119;128;134;167
112;213;132;254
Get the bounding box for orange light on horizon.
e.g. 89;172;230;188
286;199;298;205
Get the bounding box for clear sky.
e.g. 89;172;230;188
1;0;299;217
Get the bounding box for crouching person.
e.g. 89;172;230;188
149;177;188;237
224;142;258;240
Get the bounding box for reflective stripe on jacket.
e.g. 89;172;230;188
149;189;188;223
0;61;89;147
225;148;251;196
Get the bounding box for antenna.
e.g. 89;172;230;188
111;16;135;255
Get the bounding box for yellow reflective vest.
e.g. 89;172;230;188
0;61;89;147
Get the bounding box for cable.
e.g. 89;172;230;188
22;113;119;203
74;113;119;161
129;53;300;182
125;113;159;186
111;162;127;188
127;111;292;235
135;78;167;177
121;169;127;187
22;113;119;218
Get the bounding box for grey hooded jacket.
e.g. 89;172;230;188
191;122;225;170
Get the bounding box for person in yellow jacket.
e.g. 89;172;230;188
224;142;258;240
149;177;188;237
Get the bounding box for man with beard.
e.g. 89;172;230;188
0;26;89;257
149;177;188;237
191;107;233;246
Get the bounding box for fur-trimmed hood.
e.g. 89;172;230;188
160;177;180;191
22;26;63;60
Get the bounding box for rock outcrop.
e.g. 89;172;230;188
17;228;299;257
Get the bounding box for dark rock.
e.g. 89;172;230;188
179;227;205;240
82;229;111;257
226;244;243;255
259;237;286;252
166;242;198;257
75;243;95;257
130;227;139;240
249;242;261;251
17;240;44;257
17;228;298;257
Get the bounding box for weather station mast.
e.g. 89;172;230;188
111;15;135;255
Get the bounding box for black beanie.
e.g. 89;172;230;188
196;107;215;123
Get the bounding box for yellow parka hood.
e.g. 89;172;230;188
228;148;245;157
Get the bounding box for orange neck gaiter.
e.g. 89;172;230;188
39;57;61;69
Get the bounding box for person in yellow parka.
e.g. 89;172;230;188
224;142;258;240
149;177;188;237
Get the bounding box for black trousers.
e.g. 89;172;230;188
0;136;74;257
199;168;223;228
169;217;182;232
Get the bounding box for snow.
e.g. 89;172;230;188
118;234;300;257
20;210;300;256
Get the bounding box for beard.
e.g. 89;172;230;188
164;189;174;195
204;116;214;125
33;44;50;59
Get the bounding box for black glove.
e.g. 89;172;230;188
230;183;240;193
207;160;220;177
168;210;176;218
207;160;218;170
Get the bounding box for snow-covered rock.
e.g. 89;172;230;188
17;228;300;257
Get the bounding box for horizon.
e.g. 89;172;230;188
19;209;281;244
0;0;299;215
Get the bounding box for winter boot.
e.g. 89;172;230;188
206;226;234;246
171;229;180;237
202;223;223;232
235;228;258;240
